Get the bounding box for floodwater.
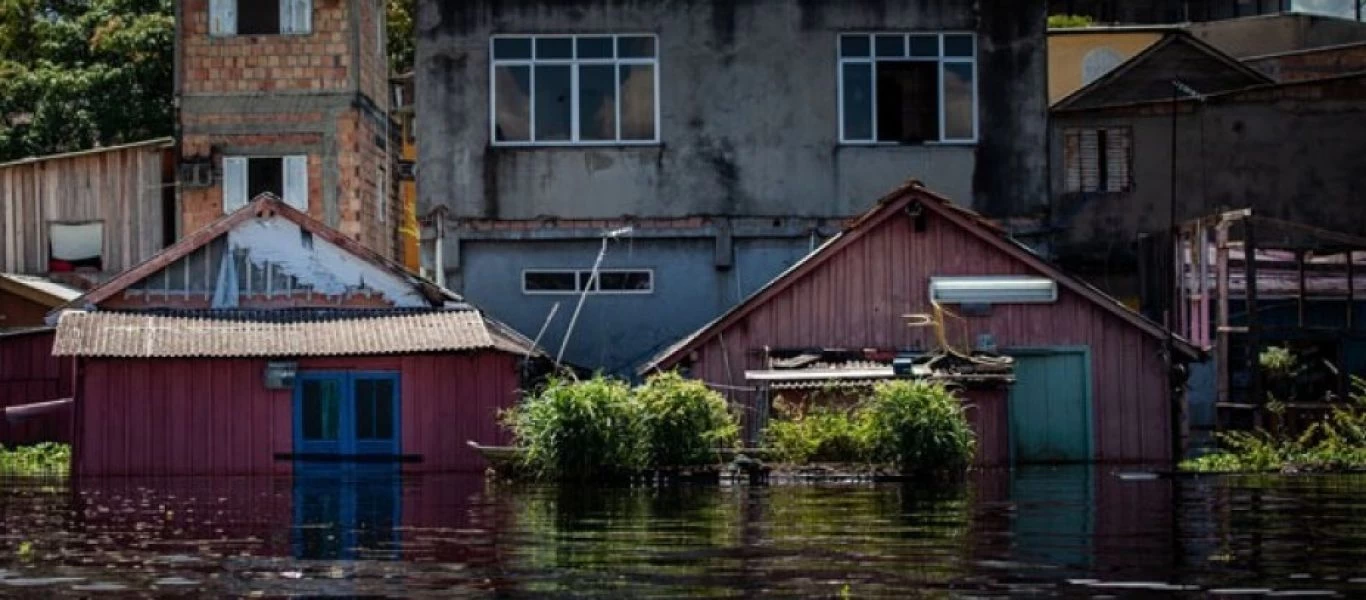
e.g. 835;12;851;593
2;467;1366;597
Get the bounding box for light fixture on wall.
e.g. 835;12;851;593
263;361;298;390
929;276;1057;305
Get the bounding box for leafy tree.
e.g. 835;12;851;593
386;0;413;74
0;0;174;161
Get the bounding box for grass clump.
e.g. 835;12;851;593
765;404;867;464
635;372;739;467
502;373;741;480
1048;14;1096;28
862;380;976;476
503;376;647;481
763;380;976;476
0;443;71;476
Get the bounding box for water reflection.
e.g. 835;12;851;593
3;467;1366;596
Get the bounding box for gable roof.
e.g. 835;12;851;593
641;181;1201;374
58;194;457;312
1052;30;1274;111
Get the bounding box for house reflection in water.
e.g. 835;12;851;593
290;464;402;561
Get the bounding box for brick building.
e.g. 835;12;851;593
175;0;397;258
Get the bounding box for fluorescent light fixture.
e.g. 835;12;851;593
929;276;1057;305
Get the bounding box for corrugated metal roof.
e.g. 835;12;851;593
52;310;536;358
0;137;173;169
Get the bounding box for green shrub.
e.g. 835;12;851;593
634;372;739;466
502;376;647;480
764;405;869;464
0;443;71;476
1047;14;1095;28
860;381;975;475
1181;377;1366;473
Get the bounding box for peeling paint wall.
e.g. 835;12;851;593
226;217;426;305
415;0;1049;220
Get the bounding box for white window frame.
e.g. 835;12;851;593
222;155;308;213
489;33;661;147
209;0;313;37
521;268;655;295
837;32;979;145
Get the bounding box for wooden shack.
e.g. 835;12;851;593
643;181;1202;465
50;195;538;476
0;138;175;279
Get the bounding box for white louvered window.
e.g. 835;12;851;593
1063;127;1132;193
223;155;309;213
210;0;311;36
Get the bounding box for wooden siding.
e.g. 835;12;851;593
0;330;72;445
685;206;1173;463
0;289;56;330
0;142;170;275
75;352;521;477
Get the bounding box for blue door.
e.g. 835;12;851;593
294;372;400;457
1009;349;1092;464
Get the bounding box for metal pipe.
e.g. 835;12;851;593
557;227;633;365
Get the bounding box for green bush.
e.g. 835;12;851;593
1047;14;1095;28
1181;377;1366;473
0;443;71;476
635;372;739;466
861;381;976;474
765;405;869;464
502;376;647;480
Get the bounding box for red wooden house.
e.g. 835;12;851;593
49;195;538;476
643;181;1202;466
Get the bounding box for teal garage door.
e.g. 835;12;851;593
1009;349;1092;463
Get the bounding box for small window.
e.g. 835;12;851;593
48;221;104;272
1063;127;1132;193
223;155;309;213
491;34;659;145
210;0;311;36
523;269;653;295
839;32;977;144
375;165;386;223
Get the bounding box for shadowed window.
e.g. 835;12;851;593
839;33;978;144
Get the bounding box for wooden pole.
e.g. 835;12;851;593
1246;219;1263;429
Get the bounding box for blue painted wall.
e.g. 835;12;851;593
460;237;816;377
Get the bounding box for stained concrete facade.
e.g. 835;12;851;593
1050;74;1366;303
415;0;1049;221
414;0;1049;374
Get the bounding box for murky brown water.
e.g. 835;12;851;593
2;466;1366;597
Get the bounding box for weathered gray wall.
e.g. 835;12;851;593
415;0;1048;220
1050;75;1366;268
1189;13;1366;58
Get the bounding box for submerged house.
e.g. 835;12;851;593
643;181;1202;466
48;195;538;477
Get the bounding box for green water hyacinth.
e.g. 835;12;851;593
0;443;71;476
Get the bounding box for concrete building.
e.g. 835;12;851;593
175;0;398;258
414;0;1050;375
1048;31;1366;306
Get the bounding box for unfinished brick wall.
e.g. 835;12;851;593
177;0;396;260
181;0;354;94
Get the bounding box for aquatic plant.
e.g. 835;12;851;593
764;380;976;475
502;376;648;480
634;372;739;466
765;404;869;464
860;380;976;475
0;443;71;477
1182;377;1366;473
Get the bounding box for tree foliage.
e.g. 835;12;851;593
0;0;174;161
386;0;413;74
